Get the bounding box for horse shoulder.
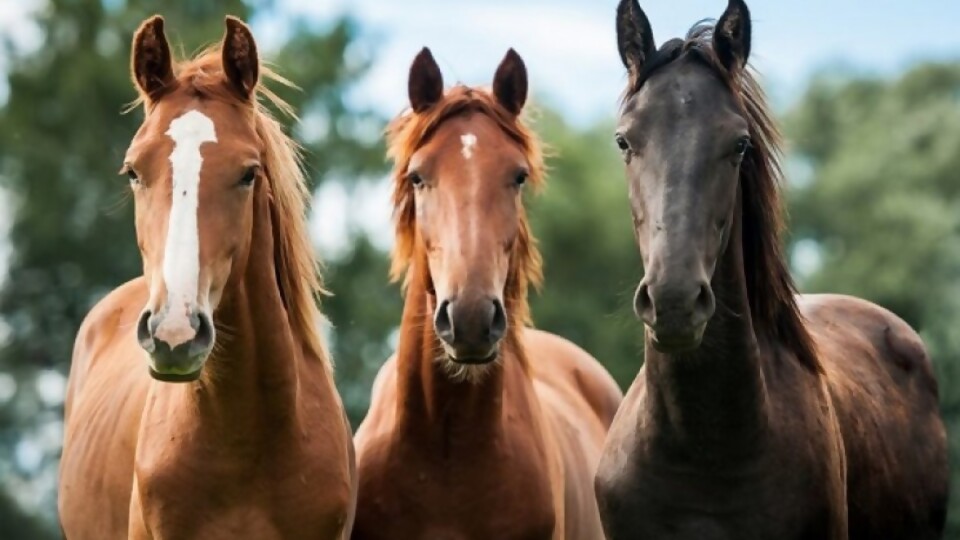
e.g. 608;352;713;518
63;276;149;445
353;353;400;533
65;277;148;401
799;293;938;403
522;328;623;428
799;293;948;537
522;328;621;539
797;292;937;442
61;277;150;539
354;354;398;452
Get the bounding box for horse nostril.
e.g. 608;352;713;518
189;312;214;357
434;299;455;346
489;299;507;343
137;310;155;353
693;282;715;321
633;282;655;324
188;310;201;332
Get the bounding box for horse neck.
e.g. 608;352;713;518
394;260;514;448
641;196;770;462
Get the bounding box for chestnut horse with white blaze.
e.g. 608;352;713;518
352;48;623;539
58;16;356;539
595;1;948;539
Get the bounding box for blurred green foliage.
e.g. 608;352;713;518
527;108;641;386
0;0;956;538
784;63;960;533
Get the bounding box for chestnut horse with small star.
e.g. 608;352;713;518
595;1;948;539
352;48;623;539
58;16;355;539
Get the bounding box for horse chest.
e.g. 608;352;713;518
598;432;841;540
132;440;352;540
131;472;350;540
597;465;815;539
598;391;844;539
355;437;556;540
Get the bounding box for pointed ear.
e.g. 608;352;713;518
131;15;175;99
221;16;259;99
616;0;656;83
408;48;443;113
492;49;527;116
714;0;752;71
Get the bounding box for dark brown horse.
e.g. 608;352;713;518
59;16;355;539
353;48;623;539
595;1;948;538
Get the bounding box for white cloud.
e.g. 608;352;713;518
270;0;625;125
310;176;394;261
0;0;45;104
0;0;45;51
311;180;351;260
352;177;393;252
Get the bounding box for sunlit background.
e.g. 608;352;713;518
1;0;959;537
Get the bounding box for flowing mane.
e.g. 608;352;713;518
138;50;331;368
386;85;544;335
623;23;819;372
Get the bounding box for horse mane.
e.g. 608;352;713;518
385;85;545;348
623;23;820;373
141;49;331;369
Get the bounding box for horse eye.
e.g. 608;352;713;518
615;134;630;152
238;166;258;187
407;172;424;187
515;171;528;186
735;137;751;156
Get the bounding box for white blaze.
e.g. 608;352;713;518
162;110;217;328
461;132;477;160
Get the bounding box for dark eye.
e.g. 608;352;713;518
615;134;630;152
238;166;258;187
407;171;424;187
734;136;751;157
515;170;528;186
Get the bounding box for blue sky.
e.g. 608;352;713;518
253;0;960;125
3;0;959;122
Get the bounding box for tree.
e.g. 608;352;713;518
528;107;641;386
325;235;402;424
784;62;960;535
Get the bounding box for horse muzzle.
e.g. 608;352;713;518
138;306;214;382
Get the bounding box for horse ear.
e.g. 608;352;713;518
492;49;527;115
221;16;259;99
408;48;443;113
616;0;656;82
131;15;175;100
714;0;752;70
